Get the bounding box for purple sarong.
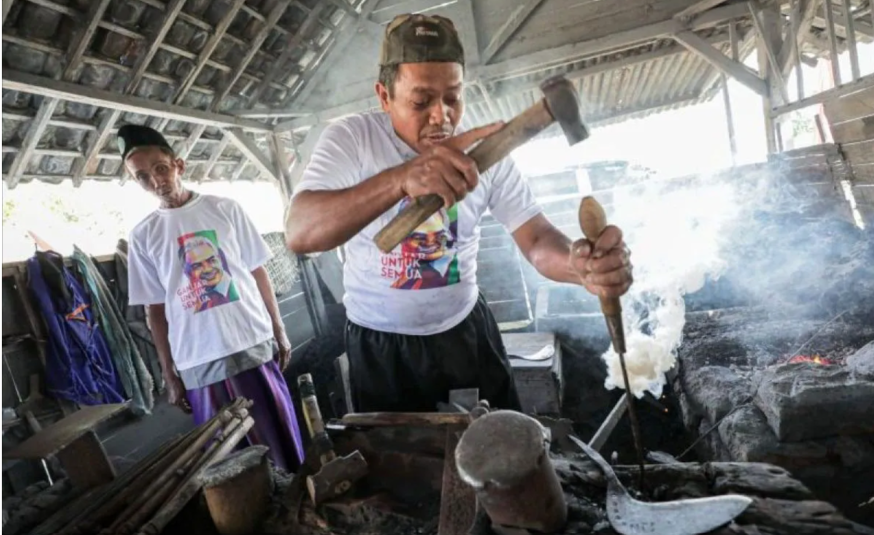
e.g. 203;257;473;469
185;360;304;472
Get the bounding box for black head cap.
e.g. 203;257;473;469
117;124;174;161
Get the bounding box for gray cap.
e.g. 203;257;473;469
379;13;465;67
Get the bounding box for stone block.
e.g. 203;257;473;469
847;340;874;379
754;362;874;442
680;365;752;426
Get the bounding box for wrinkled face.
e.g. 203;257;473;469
185;243;223;288
376;62;464;153
125;146;185;201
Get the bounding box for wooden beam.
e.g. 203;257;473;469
287;123;328;189
370;0;459;24
2;0;14;24
63;0;112;81
282;0;380;109
472;1;750;81
211;0;293;108
247;2;329;108
481;0;546;65
2;70;272;131
788;0;804;98
273;32;737;132
771;71;874;117
458;0;480;65
73;0;187;184
5;99;59;189
172;0;247;103
267;133;293;199
754;2;783;154
7;0;112;189
674;0;728;21
196;135;232;181
823;0;842;84
673;30;768;96
225;129;280;182
840;0;861;80
748;2;789;104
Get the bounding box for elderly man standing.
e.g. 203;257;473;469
286;14;633;413
120;124;304;471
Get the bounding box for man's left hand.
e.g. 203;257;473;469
275;329;292;371
569;225;633;298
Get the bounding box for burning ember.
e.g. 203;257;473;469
786;354;835;365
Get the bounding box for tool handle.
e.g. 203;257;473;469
373;99;555;253
578;196;622;318
342;411;471;427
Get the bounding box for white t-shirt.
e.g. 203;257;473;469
294;111;541;336
127;194;274;371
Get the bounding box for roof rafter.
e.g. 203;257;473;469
673;29;767;96
2;70;272;131
472;1;750;81
481;0;546;65
72;0;187;185
225;129;279;183
6;0;112;189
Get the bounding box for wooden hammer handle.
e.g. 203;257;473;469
341;411;472;427
578;196;621;318
373;99;555;253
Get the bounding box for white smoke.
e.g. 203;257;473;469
600;175;743;398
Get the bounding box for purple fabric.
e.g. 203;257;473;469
185;360;304;472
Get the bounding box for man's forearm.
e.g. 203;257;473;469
146;305;178;381
513;214;581;285
285;168;404;254
252;267;283;331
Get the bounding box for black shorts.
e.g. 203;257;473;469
344;294;522;413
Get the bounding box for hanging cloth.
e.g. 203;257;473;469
26;251;125;406
71;246;154;415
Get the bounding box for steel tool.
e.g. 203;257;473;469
568;435;752;535
298;374;368;506
374;75;589;253
578;195;646;486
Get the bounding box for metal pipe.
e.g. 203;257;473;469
456;411;567;533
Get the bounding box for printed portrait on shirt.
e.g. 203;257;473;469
381;198;460;290
176;230;240;313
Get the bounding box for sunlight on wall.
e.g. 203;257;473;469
2;179;285;262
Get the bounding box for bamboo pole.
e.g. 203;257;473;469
136;416;256;535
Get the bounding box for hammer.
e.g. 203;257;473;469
373;75;589;253
297;374;368;506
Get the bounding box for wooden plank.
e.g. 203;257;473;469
5;403;129;459
1;70;272;132
225;129;279;182
172;0;248;103
481;0;546;65
56;430;116;491
773;72;874;117
673;30;768;97
472;1;749;80
247;2;329;107
821;82;874;124
63;0;113;80
840;139;874;165
673;0;726;21
829;116;874;143
747;3;788;103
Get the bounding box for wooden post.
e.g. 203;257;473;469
790;0;804;99
202;446;273;535
840;0;860;80
723;22;739;165
754;3;784;155
823;0;841;85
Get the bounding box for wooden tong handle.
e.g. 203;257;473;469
578;196;621;318
373;100;555;253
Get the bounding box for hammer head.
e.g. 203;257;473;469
540;76;589;146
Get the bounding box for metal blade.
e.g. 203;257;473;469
606;485;752;535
